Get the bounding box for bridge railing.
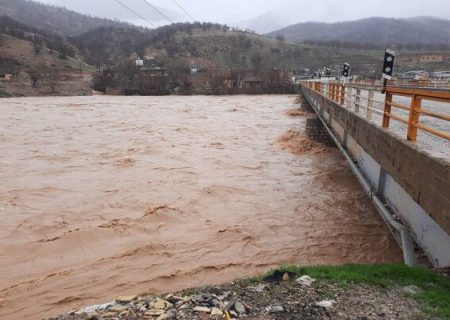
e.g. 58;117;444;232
346;79;450;90
301;81;450;142
383;87;450;141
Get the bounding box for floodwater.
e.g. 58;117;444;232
0;95;402;319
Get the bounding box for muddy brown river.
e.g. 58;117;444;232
0;95;402;319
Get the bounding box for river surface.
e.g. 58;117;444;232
0;95;402;319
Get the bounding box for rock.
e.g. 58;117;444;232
194;306;212;313
164;293;174;300
192;294;206;303
139;306;147;312
75;302;113;315
211;307;223;316
167;295;188;304
145;309;165;316
296;275;316;287
177;303;189;310
266;306;284;313
216;291;231;300
315;300;336;310
234;301;246;314
101;312;119;317
153;298;173;310
109;305;128;313
402;285;419;295
251;284;266;293
119;310;130;316
207;287;223;295
115;295;138;304
137;301;148;312
282;272;290;281
156;309;176;320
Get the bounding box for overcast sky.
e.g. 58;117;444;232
36;0;450;31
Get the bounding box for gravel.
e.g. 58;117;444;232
49;273;426;320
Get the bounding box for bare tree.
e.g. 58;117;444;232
262;68;294;94
229;68;246;93
42;67;61;93
250;51;264;73
25;67;42;87
32;35;44;55
207;69;229;95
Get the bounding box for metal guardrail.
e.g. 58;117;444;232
301;80;450;142
346;79;450;91
383;87;450;141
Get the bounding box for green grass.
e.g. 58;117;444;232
268;264;450;318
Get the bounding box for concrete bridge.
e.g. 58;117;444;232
300;80;450;268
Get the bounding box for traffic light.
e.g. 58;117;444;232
326;68;331;77
318;72;322;79
343;63;350;77
382;49;396;79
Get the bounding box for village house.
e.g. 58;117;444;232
420;54;444;63
0;73;13;81
398;53;448;67
135;58;168;77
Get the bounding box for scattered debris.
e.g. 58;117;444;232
153;298;173;310
266;305;284;313
296;275;316;287
402;285;420;295
74;302;113;315
210;307;223;316
233;301;246;314
315;299;336;310
193;306;211;313
249;283;266;293
50;279;424;320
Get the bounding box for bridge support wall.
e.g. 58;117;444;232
301;86;450;268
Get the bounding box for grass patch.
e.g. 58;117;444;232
269;264;450;318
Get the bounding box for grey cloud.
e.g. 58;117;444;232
36;0;450;32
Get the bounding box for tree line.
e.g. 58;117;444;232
0;15;76;58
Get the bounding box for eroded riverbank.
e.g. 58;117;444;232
0;95;401;319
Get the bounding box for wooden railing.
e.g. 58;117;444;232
301;80;450;142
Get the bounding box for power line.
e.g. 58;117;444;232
170;0;195;22
112;0;156;28
140;0;174;24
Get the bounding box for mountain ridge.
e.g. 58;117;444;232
267;16;450;47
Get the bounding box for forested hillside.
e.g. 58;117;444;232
0;0;133;36
2;0;449;97
268;17;450;50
